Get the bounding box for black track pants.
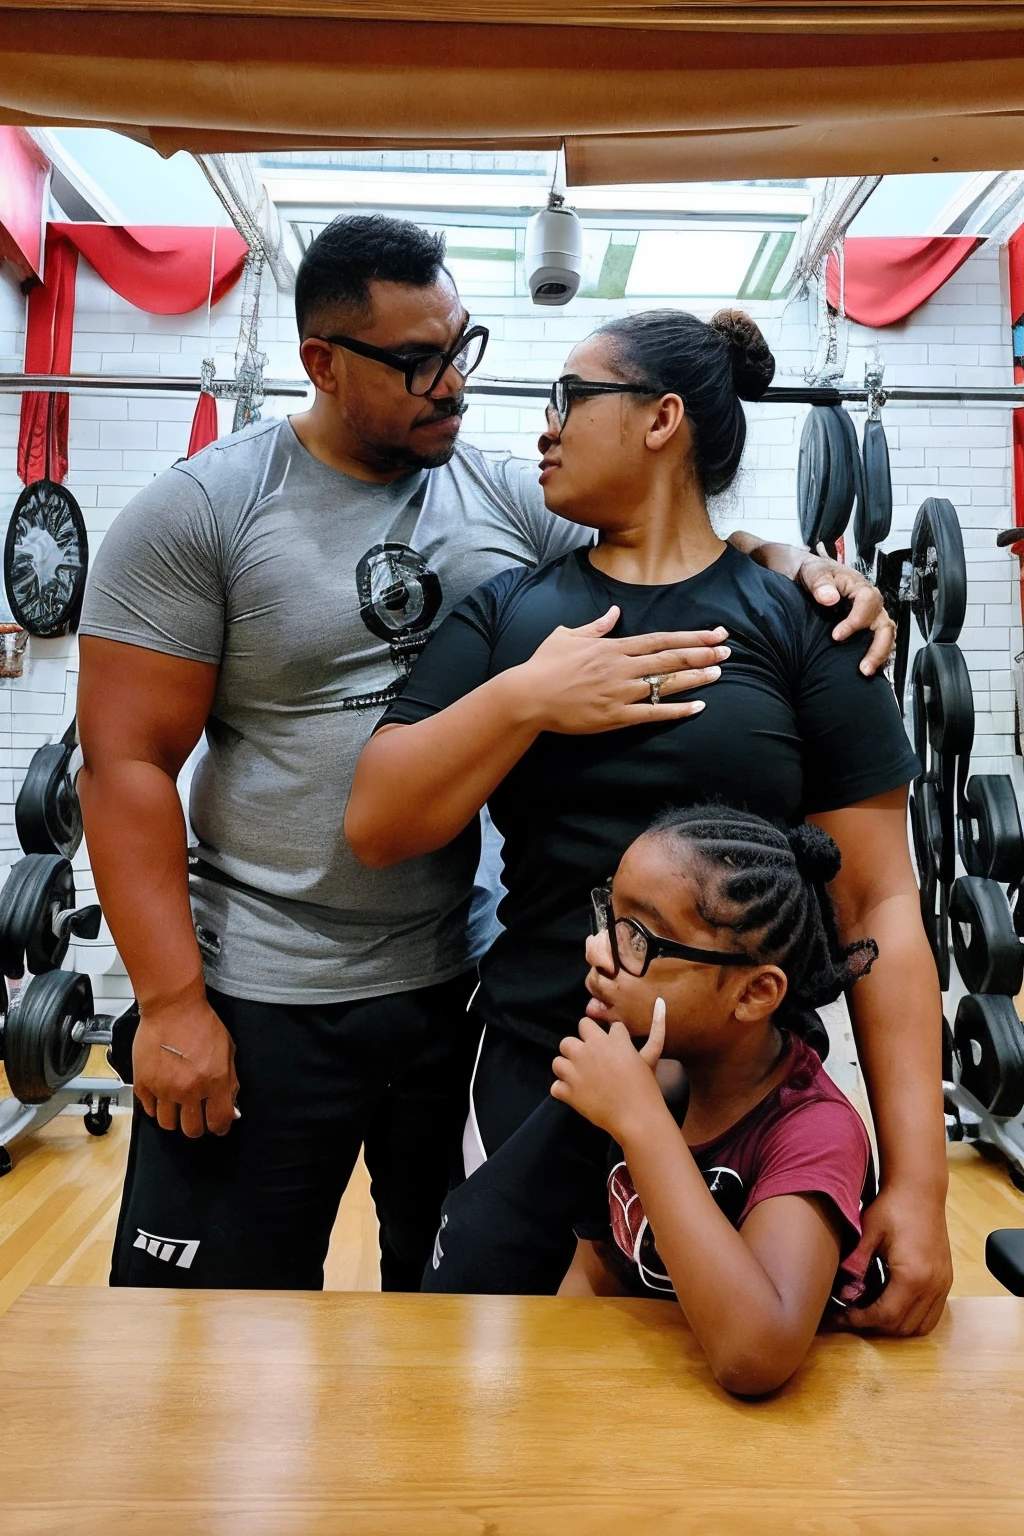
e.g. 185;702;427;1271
423;1024;611;1296
110;974;479;1291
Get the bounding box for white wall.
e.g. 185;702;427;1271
0;239;1019;1017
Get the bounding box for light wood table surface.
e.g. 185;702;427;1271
2;1288;1024;1535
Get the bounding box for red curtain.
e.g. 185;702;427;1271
18;223;248;484
0;126;48;281
1007;226;1024;554
53;224;248;314
17;234;79;484
825;237;981;328
187;391;219;458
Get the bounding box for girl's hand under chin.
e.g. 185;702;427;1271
551;997;668;1143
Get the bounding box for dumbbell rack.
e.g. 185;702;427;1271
0;1071;132;1176
891;499;1024;1189
794;397;1024;1191
0;727;133;1174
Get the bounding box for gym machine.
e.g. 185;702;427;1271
0;723;134;1174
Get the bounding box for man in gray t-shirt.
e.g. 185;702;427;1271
84;415;580;1004
77;215;889;1292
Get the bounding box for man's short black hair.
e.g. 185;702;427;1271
294;214;449;339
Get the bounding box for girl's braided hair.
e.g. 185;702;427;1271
648;805;877;1048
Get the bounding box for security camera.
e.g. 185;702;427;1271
525;192;582;306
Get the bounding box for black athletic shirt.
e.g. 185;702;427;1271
381;544;919;1051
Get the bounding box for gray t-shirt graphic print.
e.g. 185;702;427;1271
80;416;584;1003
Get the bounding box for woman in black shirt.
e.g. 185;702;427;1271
346;308;950;1334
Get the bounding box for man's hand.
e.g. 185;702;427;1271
133;994;240;1138
798;551;896;677
835;1182;952;1335
729;532;894;676
514;608;730;734
551;999;667;1140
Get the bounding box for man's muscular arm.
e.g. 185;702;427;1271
77;637;238;1138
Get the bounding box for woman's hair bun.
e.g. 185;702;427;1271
709;309;776;402
786;823;842;886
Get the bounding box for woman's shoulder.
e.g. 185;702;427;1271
457;548;584;634
730;552;833;637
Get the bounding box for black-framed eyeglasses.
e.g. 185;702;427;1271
547;376;662;431
315;324;489;397
590;886;754;979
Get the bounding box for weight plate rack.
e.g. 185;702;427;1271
895;499;1024;1189
0;727;132;1173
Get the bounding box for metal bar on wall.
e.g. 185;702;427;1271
2;374;1024;408
0;373;308;398
467;379;1024;407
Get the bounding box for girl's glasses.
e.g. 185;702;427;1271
590;886;753;979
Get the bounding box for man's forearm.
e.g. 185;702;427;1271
727;531;804;580
78;760;206;1013
844;893;947;1195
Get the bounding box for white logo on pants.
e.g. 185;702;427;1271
431;1213;448;1271
134;1228;200;1270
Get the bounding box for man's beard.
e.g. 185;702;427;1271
361;397;469;472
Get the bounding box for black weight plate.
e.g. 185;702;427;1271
0;853;74;979
15;743;67;854
949;876;1024;996
832;404;863;515
910;778;943;884
797;408;831;547
919;855;950;991
816;404;855;549
942;1016;956;1082
910;642;975;768
959;775;1024;885
855;417;892;562
15;740;83;859
3;968;92;1104
954;991;1024;1117
4;478;89;638
911;497;967;644
0;857;41;978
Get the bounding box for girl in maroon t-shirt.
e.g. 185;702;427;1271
553;805;878;1396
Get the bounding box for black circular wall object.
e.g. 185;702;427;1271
910;497;967;645
855;417;893;565
797;405;855;550
4;477;89;638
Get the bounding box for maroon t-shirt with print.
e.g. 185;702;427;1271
595;1034;872;1300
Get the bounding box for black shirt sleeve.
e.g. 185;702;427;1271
794;604;920;815
379;575;506;729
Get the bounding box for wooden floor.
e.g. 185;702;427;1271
1;1047;1023;1311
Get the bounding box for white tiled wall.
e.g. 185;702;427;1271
0;240;1021;1016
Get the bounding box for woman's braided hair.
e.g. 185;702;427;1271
648;805;877;1046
